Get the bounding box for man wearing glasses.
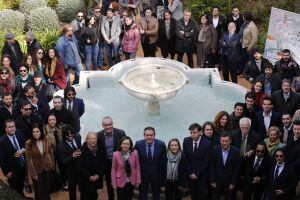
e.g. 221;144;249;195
243;143;271;200
63;86;85;133
56;24;83;85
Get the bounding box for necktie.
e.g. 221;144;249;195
147;144;152;161
70;141;77;151
274;165;280;179
240;136;246;156
146;20;150;31
12;135;25;166
193;142;198;154
254;157;261;171
68;100;72;111
229;33;232;40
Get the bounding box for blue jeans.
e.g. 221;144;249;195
105;43;120;67
66;63;83;85
98;41;105;68
85;43;99;71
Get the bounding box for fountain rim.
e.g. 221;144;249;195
118;64;189;96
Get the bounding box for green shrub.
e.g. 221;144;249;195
56;0;83;22
0;180;23;200
2;0;20;9
47;0;58;8
0;9;25;32
33;29;59;52
27;7;58;32
19;0;47;14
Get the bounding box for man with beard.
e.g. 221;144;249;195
274;49;300;80
94;5;106;69
256;64;282;96
229;102;244;130
139;7;159;57
56;24;83;85
243;49;272;84
0;93;20;135
24;31;42;56
50;96;75;128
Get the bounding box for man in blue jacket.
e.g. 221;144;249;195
56;24;83;85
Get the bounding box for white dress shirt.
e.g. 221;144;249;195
263;111;272;131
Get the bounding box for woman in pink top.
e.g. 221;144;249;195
111;136;141;200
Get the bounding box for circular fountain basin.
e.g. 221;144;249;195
119;65;189;101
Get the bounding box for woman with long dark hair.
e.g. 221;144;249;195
202;121;219;145
25;124;54;200
251;80;265;107
1;55;15;77
196;14;217;67
0;68;18;98
81;16;99;70
111;136;141;200
32;48;46;76
44;48;67;91
161;138;187;200
158;10;177;59
23;53;38;77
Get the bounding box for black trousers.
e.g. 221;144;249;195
141;39;156;57
189;179;207;200
81;191;98;200
105;159;114;200
222;55;238;83
211;184;237;200
177;49;194;68
7;167;25;195
66;170;78;200
165;180;182;200
117;182;134;200
32;170;51;200
161;39;175;59
139;177;160;200
243;183;264;200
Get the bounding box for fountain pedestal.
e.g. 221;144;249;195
146;101;160;115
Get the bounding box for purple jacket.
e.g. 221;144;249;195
121;23;140;53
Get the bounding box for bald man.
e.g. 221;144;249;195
97;116;126;200
77;132;105;200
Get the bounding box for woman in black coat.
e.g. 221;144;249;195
161;138;187;200
220;22;242;83
158;10;177;59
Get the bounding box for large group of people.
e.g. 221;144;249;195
0;0;300;200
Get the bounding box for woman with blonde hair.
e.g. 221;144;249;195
264;126;285;156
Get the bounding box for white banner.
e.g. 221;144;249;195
264;7;300;64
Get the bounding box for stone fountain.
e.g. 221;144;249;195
118;65;189;115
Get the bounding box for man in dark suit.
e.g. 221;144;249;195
286;120;300;179
265;148;297;200
242;92;260;128
25;31;42;56
0;119;26;196
50;96;75;128
15;100;43;140
1;32;23;74
63;86;85;133
271;79;300;115
59;125;82;200
0;93;21;135
243;143;271;200
254;96;282;141
183;123;211;200
210;132;240;200
280;113;293;144
134;126;166;200
97;116;125;200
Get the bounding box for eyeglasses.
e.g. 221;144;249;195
19;70;27;72
95;11;101;13
275;155;284;158
67;93;75;96
0;72;8;75
37;52;44;55
256;150;264;153
78;15;84;18
67;29;74;32
23;108;32;111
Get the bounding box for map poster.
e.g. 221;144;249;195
264;7;300;64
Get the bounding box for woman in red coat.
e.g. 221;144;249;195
111;136;141;200
121;15;140;60
44;48;67;91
